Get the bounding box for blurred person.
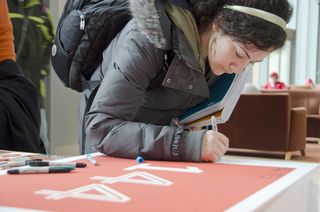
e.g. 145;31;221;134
0;0;45;153
7;0;55;153
304;78;314;89
261;72;286;90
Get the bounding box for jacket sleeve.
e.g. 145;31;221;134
0;59;45;153
280;83;287;90
261;82;268;89
85;26;204;162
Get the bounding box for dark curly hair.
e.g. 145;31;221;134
186;0;293;51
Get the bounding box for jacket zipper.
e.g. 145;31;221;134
80;14;85;30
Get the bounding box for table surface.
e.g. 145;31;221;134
0;152;318;212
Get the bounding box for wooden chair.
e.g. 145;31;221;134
288;85;312;90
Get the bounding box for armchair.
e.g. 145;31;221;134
218;93;307;160
261;89;320;144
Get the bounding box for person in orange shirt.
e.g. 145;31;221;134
0;0;45;153
261;72;287;90
0;0;15;62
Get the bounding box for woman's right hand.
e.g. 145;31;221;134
201;130;229;162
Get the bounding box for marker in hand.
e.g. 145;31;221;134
212;116;220;161
211;116;218;132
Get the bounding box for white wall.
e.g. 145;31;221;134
294;0;319;85
47;0;81;155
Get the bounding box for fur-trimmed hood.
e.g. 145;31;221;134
128;0;171;49
128;0;202;72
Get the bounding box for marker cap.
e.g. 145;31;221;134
136;156;144;163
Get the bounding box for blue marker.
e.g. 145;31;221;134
135;156;144;163
57;166;76;170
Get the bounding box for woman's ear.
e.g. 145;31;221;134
213;14;223;33
213;23;220;33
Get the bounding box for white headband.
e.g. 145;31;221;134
223;5;287;31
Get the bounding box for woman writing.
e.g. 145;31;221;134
79;0;292;162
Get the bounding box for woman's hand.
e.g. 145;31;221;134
201;130;229;162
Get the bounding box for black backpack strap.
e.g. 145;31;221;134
80;74;102;91
81;80;101;91
82;84;100;154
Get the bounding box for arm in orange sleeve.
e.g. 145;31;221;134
0;0;16;62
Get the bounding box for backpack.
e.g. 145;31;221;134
51;0;132;92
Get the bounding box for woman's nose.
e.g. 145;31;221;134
230;60;250;74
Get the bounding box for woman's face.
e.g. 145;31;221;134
207;24;272;76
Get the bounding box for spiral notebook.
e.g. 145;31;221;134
179;65;252;128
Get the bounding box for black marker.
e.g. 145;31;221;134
7;166;73;174
0;159;42;169
28;161;87;168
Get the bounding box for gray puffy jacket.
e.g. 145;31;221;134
78;0;218;162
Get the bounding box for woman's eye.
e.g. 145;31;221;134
235;51;242;59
